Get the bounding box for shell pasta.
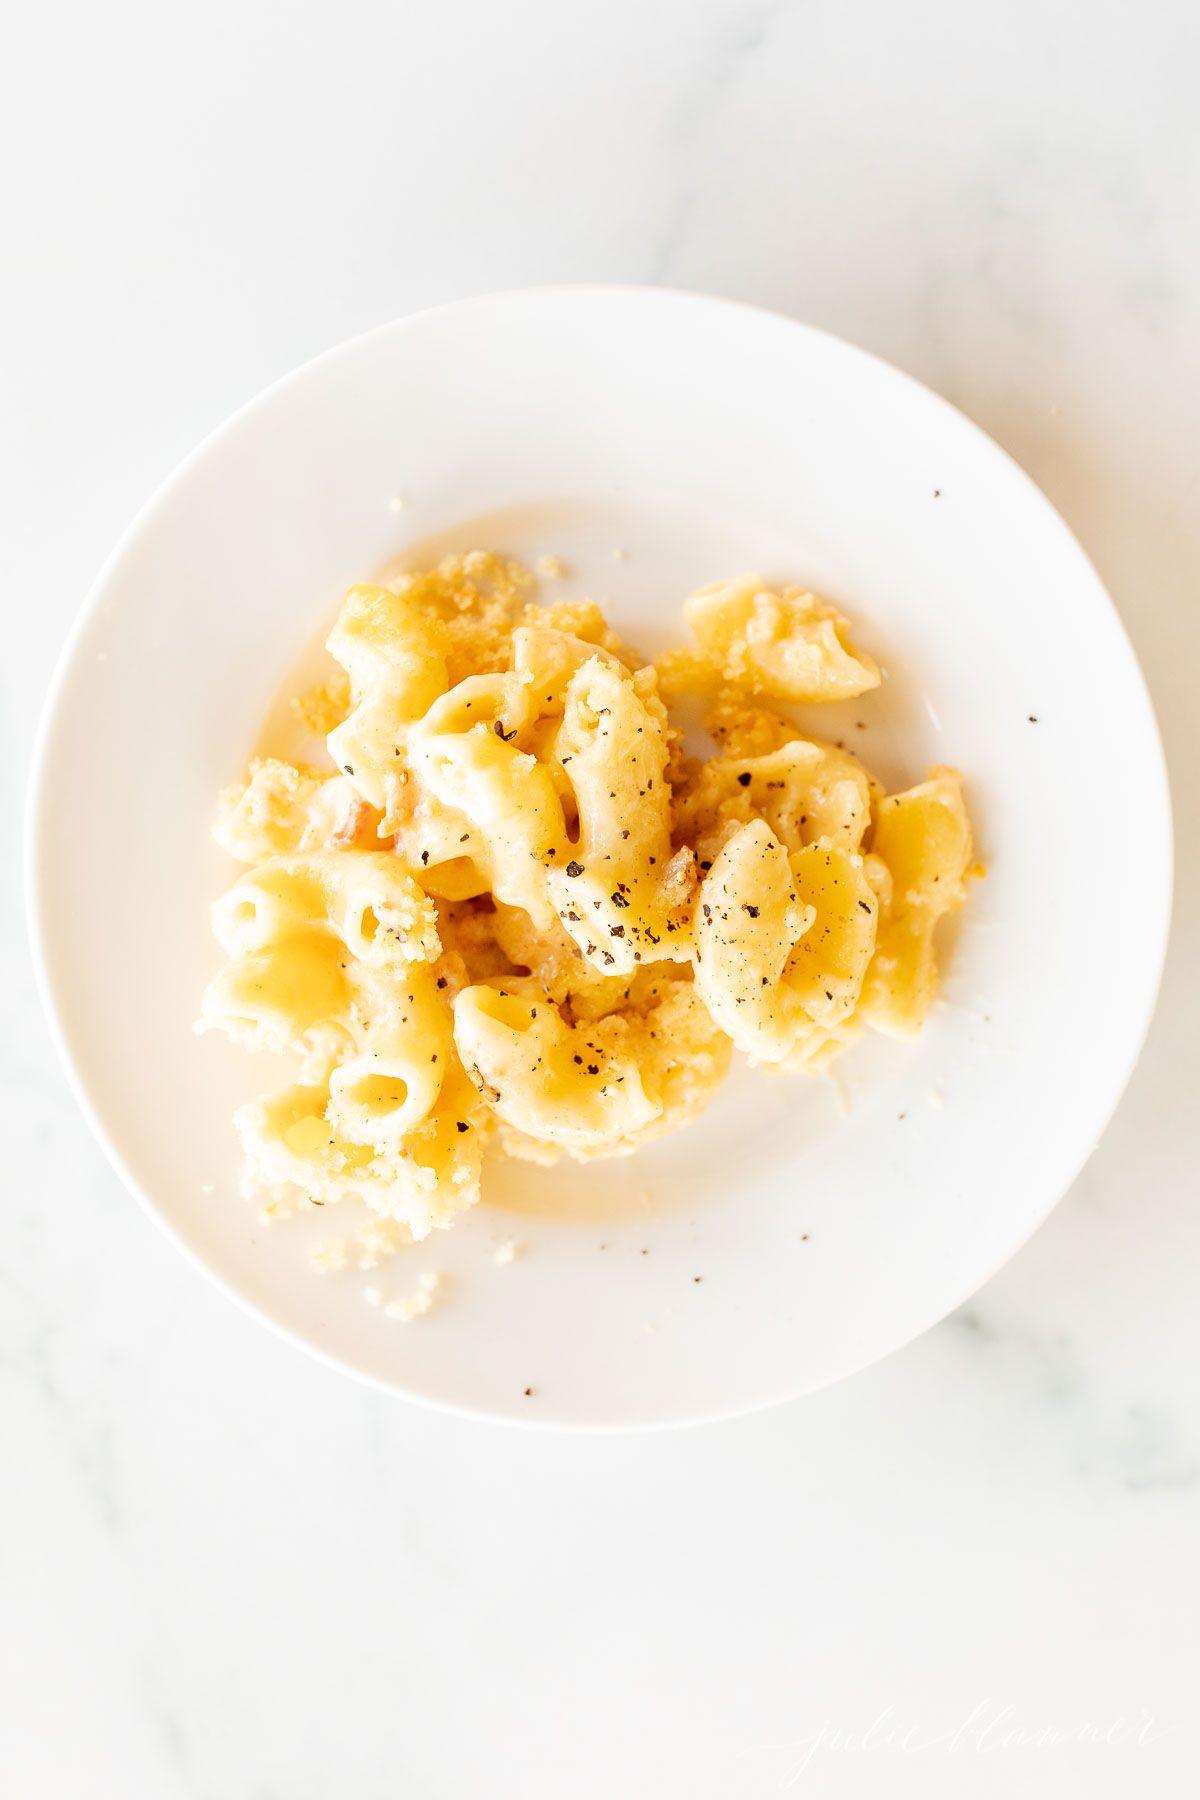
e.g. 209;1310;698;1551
201;552;978;1264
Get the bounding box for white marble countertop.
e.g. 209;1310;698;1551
4;1;1197;1793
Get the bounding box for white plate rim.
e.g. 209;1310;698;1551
25;284;1174;1430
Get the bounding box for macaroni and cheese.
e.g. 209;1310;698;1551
202;553;977;1265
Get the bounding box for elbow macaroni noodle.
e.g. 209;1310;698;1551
202;554;978;1263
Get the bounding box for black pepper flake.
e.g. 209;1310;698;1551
565;860;585;877
611;890;630;909
456;1120;469;1132
602;951;615;966
586;1063;600;1075
737;771;752;787
699;860;712;872
523;1386;535;1397
1028;714;1039;723
693;1275;703;1284
420;850;429;865
609;924;625;938
743;903;760;918
459;833;470;843
343;764;354;776
492;720;517;742
857;899;871;913
573;1053;583;1064
436;977;448;989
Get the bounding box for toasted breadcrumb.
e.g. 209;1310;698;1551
291;672;352;736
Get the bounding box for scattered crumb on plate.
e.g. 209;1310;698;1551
308;1239;350;1274
383;1270;442;1322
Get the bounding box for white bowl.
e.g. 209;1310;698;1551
28;288;1171;1428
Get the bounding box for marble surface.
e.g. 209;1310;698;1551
3;0;1198;1793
